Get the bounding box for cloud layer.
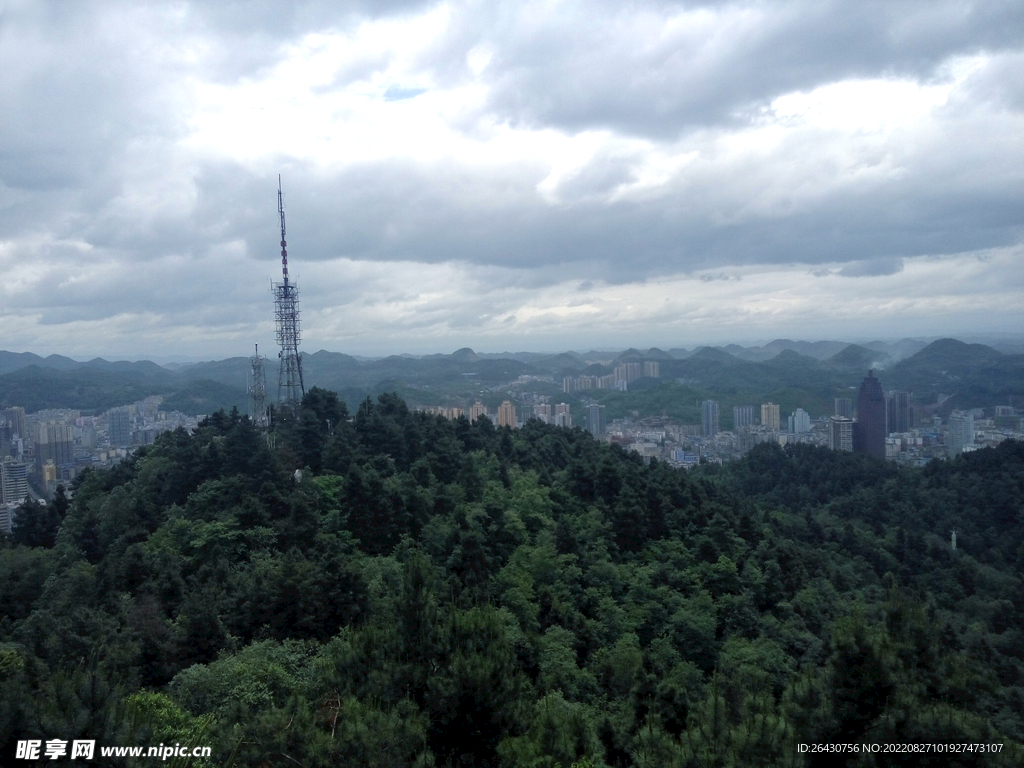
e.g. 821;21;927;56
1;0;1021;358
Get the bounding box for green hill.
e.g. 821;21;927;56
823;343;891;375
0;366;170;412
2;391;1022;765
158;378;248;416
2;337;1021;418
886;338;1024;406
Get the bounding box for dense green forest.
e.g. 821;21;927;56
2;388;1023;766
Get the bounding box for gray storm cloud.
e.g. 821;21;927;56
0;0;1021;356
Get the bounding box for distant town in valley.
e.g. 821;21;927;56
2;334;1022;529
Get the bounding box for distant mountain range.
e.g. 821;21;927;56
1;337;1021;415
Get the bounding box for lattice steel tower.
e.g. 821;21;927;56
273;176;305;411
248;343;270;428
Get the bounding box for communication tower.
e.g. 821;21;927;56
248;344;269;428
273;176;305;411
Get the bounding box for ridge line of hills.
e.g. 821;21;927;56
1;337;1022;416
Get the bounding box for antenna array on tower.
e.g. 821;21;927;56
272;176;306;412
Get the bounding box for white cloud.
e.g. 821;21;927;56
0;0;1021;358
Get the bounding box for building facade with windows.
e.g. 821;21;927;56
497;401;517;428
854;370;886;459
702;400;719;437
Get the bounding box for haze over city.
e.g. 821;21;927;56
1;0;1022;360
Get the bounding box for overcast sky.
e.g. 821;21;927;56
1;0;1022;360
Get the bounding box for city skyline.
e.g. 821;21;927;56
1;1;1021;359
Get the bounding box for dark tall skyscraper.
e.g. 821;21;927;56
854;370;886;459
886;390;912;433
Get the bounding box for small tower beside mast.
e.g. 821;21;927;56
248;343;269;428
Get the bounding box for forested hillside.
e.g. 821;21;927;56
3;337;1022;415
2;389;1023;766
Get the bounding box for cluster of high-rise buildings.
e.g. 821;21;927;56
527;402;573;428
824;371;1022;463
690;374;929;459
694;400;798;438
0;398;201;521
563;362;659;393
826;371;915;459
419;401;574;430
610;368;1020;467
2;407;80;490
419;365;1021;469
